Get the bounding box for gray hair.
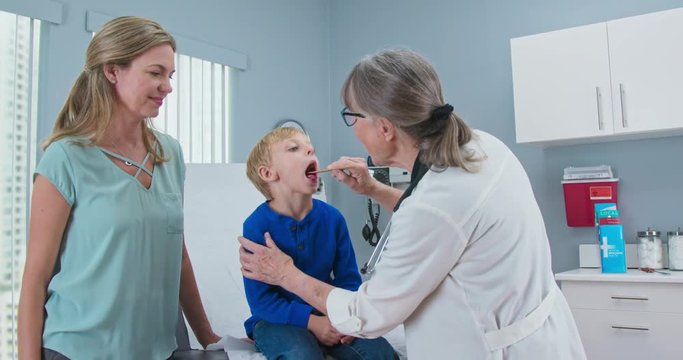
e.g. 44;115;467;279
341;48;480;172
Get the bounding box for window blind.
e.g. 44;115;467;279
0;10;40;360
155;53;232;164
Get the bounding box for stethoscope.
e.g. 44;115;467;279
358;155;427;278
360;221;391;278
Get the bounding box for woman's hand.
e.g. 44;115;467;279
328;156;404;212
239;233;295;286
327;156;379;196
200;331;221;349
241;234;336;315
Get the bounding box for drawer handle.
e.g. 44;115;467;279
611;296;649;301
611;325;649;332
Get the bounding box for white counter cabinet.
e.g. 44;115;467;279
511;7;683;145
556;269;683;359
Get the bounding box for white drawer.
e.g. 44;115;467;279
572;308;682;359
561;281;683;314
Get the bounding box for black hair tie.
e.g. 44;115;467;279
431;104;453;121
420;103;453;138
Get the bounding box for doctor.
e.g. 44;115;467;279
239;49;586;359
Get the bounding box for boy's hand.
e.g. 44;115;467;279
308;314;343;346
340;335;355;345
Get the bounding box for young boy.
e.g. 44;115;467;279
243;127;396;360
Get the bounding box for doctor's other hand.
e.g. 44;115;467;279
328;156;378;196
239;232;294;286
308;315;343;347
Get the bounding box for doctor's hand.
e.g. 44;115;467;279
328;156;379;196
239;232;295;287
308;315;343;346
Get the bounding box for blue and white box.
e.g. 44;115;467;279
596;203;627;273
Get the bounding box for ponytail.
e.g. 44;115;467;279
418;108;480;172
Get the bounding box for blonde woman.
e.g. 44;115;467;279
18;16;219;359
239;49;586;359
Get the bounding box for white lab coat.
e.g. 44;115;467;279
327;131;586;359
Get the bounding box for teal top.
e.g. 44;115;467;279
36;131;185;360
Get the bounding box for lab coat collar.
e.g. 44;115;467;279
393;154;429;212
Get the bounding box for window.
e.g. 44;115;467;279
0;10;40;360
154;54;232;164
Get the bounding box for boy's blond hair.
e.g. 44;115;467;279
246;127;306;200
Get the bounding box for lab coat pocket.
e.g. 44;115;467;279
161;192;184;234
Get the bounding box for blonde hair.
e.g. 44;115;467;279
341;49;481;172
246;127;306;200
43;16;176;163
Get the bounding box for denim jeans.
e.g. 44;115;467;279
253;320;397;360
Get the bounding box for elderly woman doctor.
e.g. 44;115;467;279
239;49;586;359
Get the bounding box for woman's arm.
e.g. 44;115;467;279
18;176;71;360
239;233;335;314
363;181;403;213
179;241;220;348
241;202;466;338
242;222;314;329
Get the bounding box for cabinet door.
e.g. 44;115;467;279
511;23;613;144
609;7;683;134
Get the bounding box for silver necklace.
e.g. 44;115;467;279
112;140;139;167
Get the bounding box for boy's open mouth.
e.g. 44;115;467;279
305;162;318;181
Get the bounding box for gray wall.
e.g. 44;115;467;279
15;0;333;166
327;0;683;271
8;0;683;273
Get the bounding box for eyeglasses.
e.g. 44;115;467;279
340;107;366;127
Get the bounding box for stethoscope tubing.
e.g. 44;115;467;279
360;220;391;277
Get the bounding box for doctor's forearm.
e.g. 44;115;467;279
282;266;334;314
368;182;403;212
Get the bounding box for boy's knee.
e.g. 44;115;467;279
368;338;397;360
334;337;397;360
254;322;325;360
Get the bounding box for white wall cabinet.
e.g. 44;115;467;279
511;23;613;144
511;7;683;145
556;269;683;359
608;9;683;135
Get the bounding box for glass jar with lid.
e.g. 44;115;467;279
668;228;683;271
637;228;664;270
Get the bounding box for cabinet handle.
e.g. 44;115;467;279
595;87;604;130
610;296;649;301
619;83;628;128
611;325;649;332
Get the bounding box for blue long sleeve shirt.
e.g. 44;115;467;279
242;199;361;337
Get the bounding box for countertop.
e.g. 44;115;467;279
555;268;683;284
